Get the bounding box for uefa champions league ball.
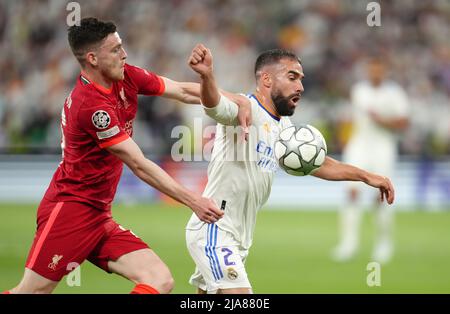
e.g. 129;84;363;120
274;124;327;176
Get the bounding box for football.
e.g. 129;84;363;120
274;124;327;176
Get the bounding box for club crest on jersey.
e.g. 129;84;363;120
119;87;130;109
92;110;111;129
48;254;63;270
227;267;238;280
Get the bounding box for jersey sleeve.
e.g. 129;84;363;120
203;95;239;126
78;102;129;149
125;63;165;96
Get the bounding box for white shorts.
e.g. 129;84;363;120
186;223;251;293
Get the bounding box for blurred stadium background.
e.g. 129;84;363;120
0;0;449;293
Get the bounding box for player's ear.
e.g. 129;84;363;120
86;51;98;67
261;72;272;88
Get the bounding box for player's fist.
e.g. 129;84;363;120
188;44;213;77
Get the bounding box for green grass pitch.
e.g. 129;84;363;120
1;203;449;293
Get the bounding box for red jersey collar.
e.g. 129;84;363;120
80;72;113;95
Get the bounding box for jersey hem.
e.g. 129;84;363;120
99;133;130;148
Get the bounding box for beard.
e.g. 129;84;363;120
271;90;296;116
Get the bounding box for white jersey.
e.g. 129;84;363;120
343;80;409;172
186;94;291;249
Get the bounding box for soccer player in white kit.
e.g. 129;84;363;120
332;57;409;264
186;44;395;294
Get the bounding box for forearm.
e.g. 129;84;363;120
312;156;370;183
175;82;244;108
175;82;202;104
161;77;201;104
200;72;221;108
374;116;409;131
131;155;196;207
312;156;395;204
173;82;242;108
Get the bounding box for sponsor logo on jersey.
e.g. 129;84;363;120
96;125;120;139
256;140;279;172
124;119;133;136
48;254;63;270
92;110;111;129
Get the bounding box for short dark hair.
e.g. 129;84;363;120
68;17;117;66
254;49;301;80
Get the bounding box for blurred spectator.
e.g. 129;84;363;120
0;0;449;157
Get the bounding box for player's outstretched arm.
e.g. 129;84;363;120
188;43;251;139
312;156;395;204
159;77;250;117
159;61;251;137
107;137;223;223
160;77;201;104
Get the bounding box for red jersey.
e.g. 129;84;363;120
44;63;165;211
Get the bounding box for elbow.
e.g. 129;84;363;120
127;154;146;177
201;96;220;108
128;158;141;176
202;102;214;108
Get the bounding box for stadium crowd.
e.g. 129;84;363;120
0;0;449;157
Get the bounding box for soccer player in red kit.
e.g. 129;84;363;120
3;17;229;294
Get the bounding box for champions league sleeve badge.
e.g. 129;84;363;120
92;110;111;129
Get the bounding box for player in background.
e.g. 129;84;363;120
185;44;395;294
332;57;410;264
2;18;249;294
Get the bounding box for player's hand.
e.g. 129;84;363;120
221;92;252;142
188;44;213;77
366;174;395;204
190;196;224;224
236;97;252;142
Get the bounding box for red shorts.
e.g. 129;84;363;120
25;199;149;281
